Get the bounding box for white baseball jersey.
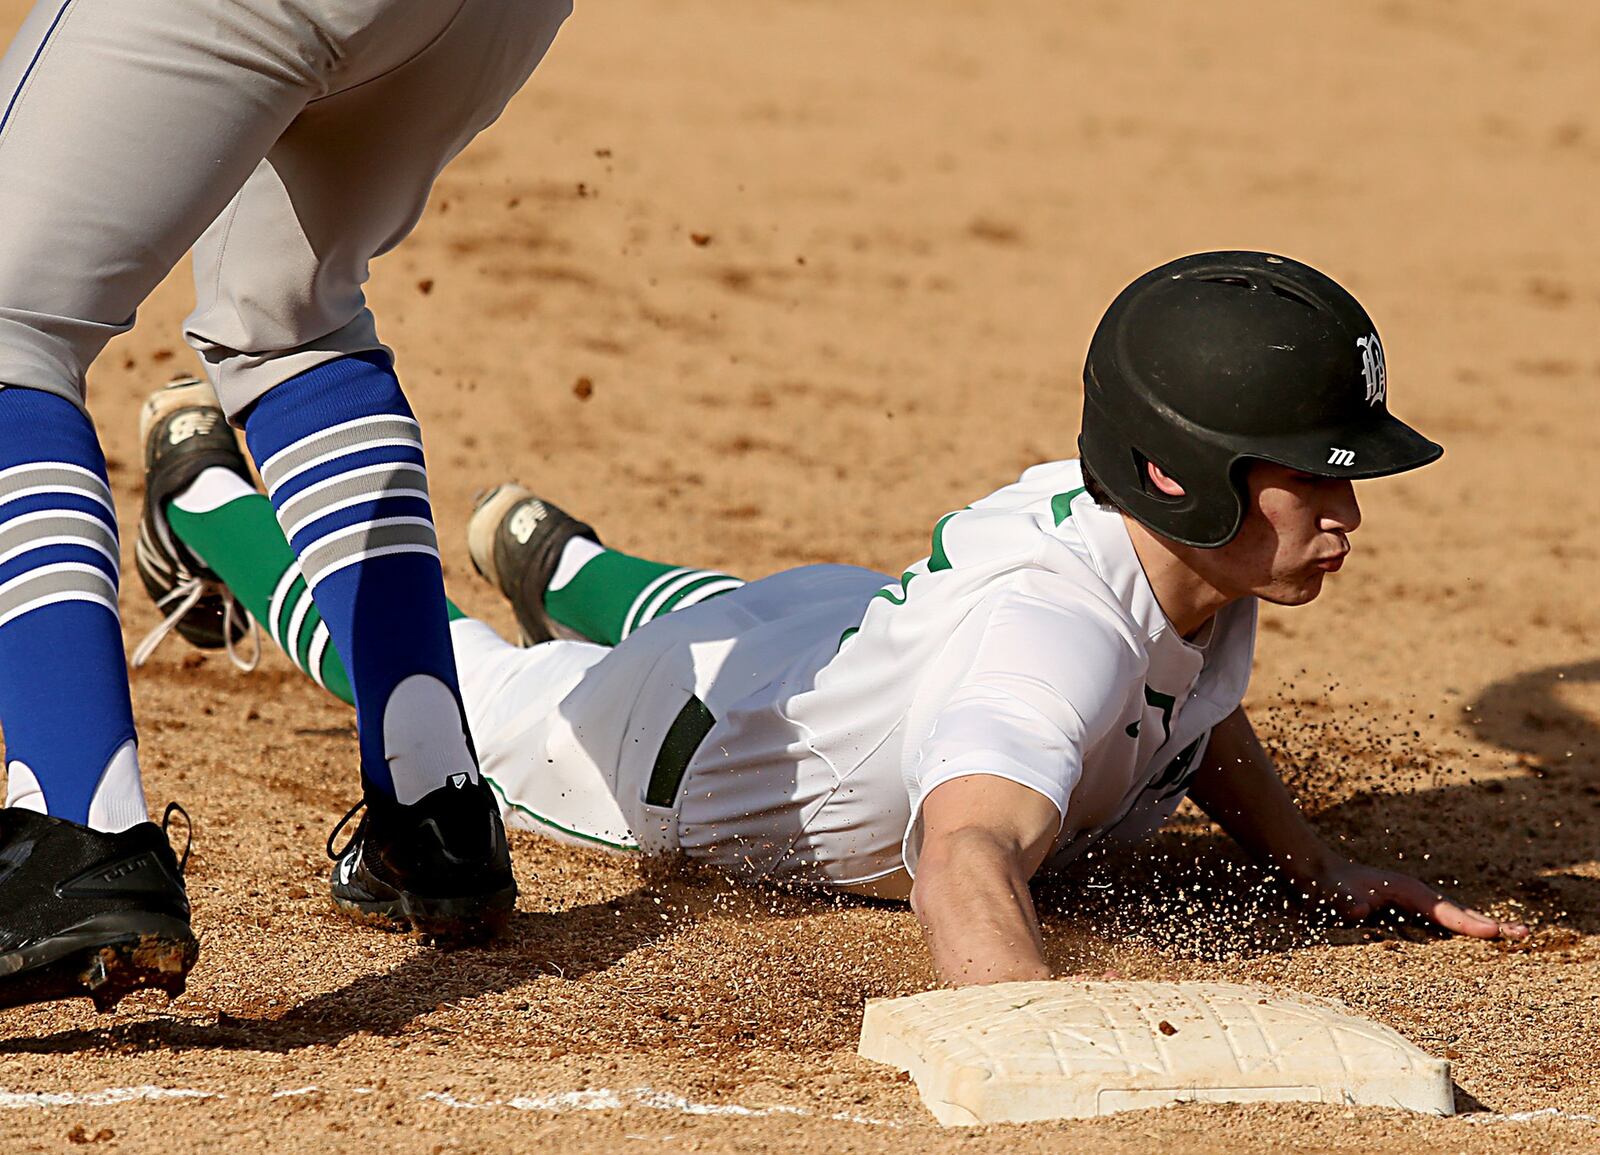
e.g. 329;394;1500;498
459;460;1257;897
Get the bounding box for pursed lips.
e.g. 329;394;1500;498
1313;532;1351;572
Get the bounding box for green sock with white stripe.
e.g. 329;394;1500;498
543;547;742;647
166;493;355;704
166;490;471;707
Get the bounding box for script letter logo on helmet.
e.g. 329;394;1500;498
1356;333;1386;407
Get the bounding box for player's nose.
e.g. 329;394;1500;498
1321;479;1361;536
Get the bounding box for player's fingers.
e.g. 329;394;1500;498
1427;900;1505;939
1385;877;1524;939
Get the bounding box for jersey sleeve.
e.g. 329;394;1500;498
902;583;1142;875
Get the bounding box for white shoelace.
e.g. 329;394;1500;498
131;577;261;673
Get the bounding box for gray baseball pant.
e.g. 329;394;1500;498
0;0;571;418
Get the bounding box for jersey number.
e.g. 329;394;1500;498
1146;736;1205;803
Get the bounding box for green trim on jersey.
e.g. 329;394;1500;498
872;569;917;607
1051;487;1087;526
847;504;968;647
485;776;639;853
928;512;957;573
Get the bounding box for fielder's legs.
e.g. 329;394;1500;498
178;1;572;938
134;387;633;853
0;0;344;1010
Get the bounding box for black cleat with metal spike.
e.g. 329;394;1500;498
134;377;256;656
327;778;516;946
0;806;198;1012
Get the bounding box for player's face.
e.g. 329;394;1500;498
1211;463;1362;606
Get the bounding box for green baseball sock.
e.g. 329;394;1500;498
166;492;468;707
543;546;743;647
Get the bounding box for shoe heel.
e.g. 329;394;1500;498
467;483;533;588
137;376;219;445
403;885;517;947
0;914;199;1013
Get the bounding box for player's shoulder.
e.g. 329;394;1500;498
933;573;1149;751
933;459;1141;628
972;568;1151;691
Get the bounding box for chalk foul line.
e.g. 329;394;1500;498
0;1087;217;1109
0;1084;892;1126
1;1086;1596;1128
419;1087;896;1126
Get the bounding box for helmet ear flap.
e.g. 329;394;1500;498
1216;455;1252;546
1079;402;1249;548
1125;443;1246;548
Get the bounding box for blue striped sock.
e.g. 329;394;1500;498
243;353;476;804
0;389;145;830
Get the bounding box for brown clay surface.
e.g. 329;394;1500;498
2;1;1599;1150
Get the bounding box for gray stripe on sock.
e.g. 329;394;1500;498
260;418;421;493
277;462;430;541
0;566;116;624
299;521;440;588
0;512;117;565
0;464;112;509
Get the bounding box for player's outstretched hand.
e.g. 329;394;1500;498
1309;858;1528;940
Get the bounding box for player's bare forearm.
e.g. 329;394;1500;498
911;775;1062;985
911;828;1050;985
1186;706;1336;885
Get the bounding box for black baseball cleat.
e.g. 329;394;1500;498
133;377;258;668
326;777;516;946
0;806;199;1013
467;483;600;644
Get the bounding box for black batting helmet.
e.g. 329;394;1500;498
1078;251;1442;548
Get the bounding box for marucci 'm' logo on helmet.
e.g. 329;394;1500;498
1356;333;1386;407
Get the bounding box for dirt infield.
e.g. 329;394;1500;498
2;0;1598;1150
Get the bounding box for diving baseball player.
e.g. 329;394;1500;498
131;252;1528;988
0;0;574;1011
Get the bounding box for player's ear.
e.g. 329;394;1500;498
1145;460;1186;498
